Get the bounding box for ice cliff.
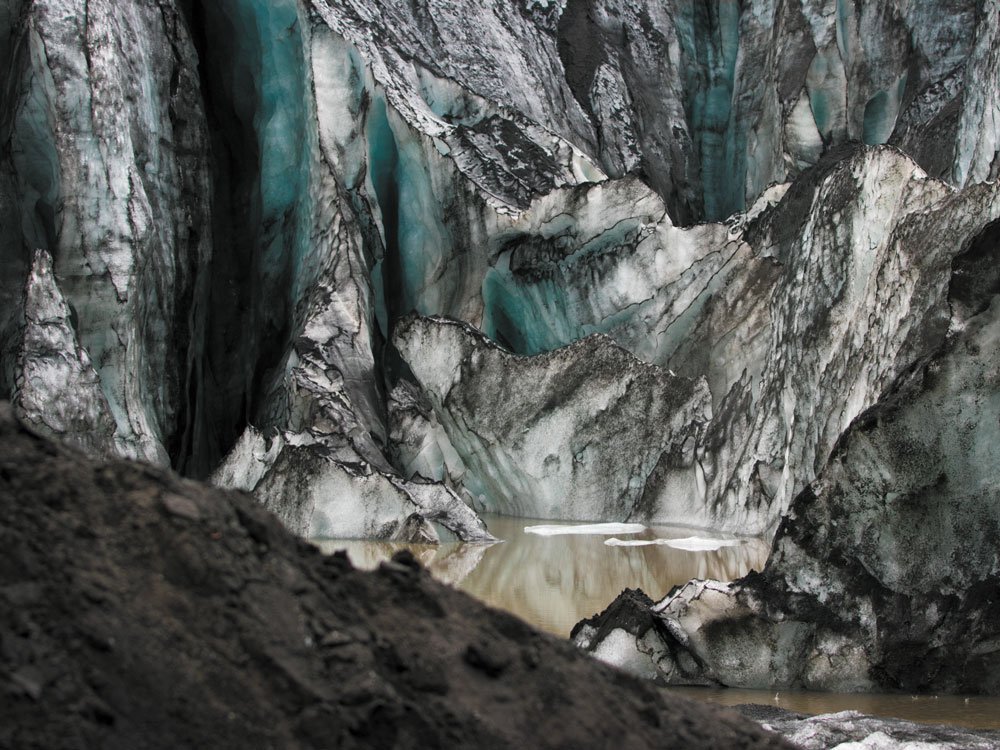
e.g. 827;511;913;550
575;220;1000;692
2;0;999;553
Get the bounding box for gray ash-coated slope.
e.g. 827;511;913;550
0;403;792;750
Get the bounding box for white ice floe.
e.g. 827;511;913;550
604;538;660;547
665;537;744;551
524;523;647;537
604;536;744;551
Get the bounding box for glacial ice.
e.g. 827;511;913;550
5;0;1000;557
11;250;117;455
0;0;217;465
365;95;452;319
675;0;742;219
577;251;1000;692
394;315;712;523
212;423;495;543
396;147;1000;534
603;538;660;548
764;711;1000;750
860;74;906;146
590;628;661;681
8;23;60;255
663;537;745;552
195;2;505;541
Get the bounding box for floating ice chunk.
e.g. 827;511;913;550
524;523;646;537
663;537;744;551
604;537;659;547
604;536;745;550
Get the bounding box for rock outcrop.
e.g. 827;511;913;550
746;707;1000;750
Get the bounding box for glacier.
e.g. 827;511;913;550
394;148;1000;534
2;0;1000;539
2;0;1000;699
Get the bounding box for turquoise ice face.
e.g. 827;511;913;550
199;0;312;307
9;27;61;254
861;74;908;146
249;0;311;303
366;95;451;327
676;0;742;221
481;218;649;356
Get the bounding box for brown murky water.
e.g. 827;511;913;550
313;514;768;636
314;514;1000;730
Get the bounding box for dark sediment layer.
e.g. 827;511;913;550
0;403;790;750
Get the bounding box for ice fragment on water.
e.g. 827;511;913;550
524;523;646;537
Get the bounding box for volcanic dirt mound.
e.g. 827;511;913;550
0;403;790;749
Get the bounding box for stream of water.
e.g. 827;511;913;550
313;514;1000;730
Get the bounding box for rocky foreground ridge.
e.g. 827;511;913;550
0;402;791;750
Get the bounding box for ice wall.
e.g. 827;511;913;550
675;0;741;219
555;0;991;223
397;148;1000;533
395;316;712;522
181;0;314;475
575;220;1000;692
1;0;214;464
5;0;1000;545
0;2;49;394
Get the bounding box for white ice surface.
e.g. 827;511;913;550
664;537;745;551
604;536;745;550
524;523;646;537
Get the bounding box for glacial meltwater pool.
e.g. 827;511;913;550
312;514;1000;731
313;514;768;636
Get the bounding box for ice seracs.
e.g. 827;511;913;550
1;0;213;465
11;249;117;457
394;146;1000;534
4;0;1000;563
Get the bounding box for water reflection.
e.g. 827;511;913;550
310;538;490;587
313;514;769;637
313;521;1000;731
